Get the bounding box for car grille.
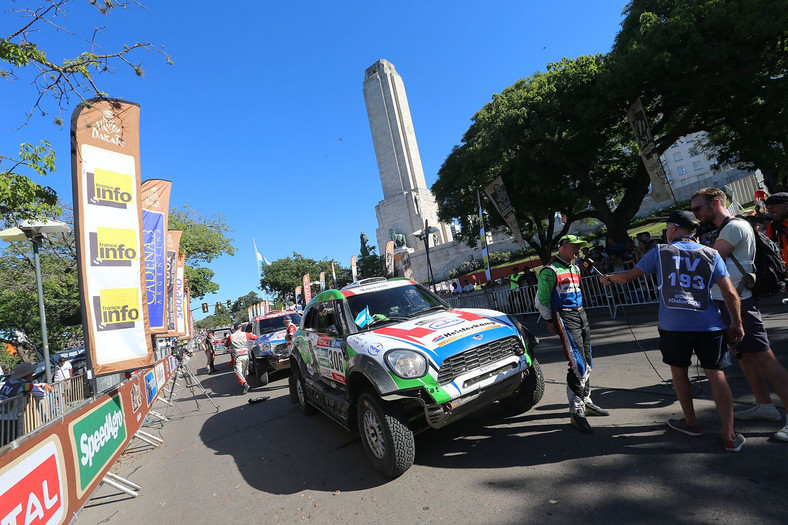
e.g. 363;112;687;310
272;343;289;356
437;336;522;385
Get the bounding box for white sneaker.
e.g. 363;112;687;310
774;423;788;442
733;403;781;421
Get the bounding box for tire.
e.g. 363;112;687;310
256;364;269;386
356;392;415;478
500;359;545;413
289;367;316;414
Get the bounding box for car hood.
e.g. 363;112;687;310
256;330;287;345
347;308;519;366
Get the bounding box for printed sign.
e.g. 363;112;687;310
155;362;166;390
71;99;153;376
141;179;171;333
174;253;186;336
68;394;127;496
144;370;158;406
130;380;142;414
165;230;182;334
0;437;67;525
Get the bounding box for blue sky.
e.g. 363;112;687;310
2;1;628;320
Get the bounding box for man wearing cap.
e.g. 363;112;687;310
691;187;788;443
601;210;746;452
228;323;258;394
765;192;788;268
537;234;610;434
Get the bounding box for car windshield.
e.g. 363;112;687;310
257;314;302;334
346;284;446;327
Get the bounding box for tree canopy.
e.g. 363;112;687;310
260;253;351;302
168;205;235;299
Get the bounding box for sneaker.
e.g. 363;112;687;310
667;418;703;437
585;401;610;417
774;423;788;442
570;413;592;434
733;403;781;421
243;382;250;394
724;432;745;453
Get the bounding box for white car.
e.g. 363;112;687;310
289;277;543;477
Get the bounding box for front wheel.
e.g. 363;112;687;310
289;367;316;415
356;392;414;478
500;359;545;413
256;363;269;386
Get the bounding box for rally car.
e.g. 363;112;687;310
289;277;543;477
248;311;302;385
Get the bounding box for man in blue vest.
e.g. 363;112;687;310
601;210;746;452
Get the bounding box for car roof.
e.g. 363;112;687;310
253;311;299;320
305;278;417;309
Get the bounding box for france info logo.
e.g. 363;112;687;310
93;288;140;331
89;227;138;266
87;168;134;209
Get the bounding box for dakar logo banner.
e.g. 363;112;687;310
141;179;172;333
88;226;138;266
71;98;153;376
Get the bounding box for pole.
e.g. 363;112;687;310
423;220;436;293
31;236;53;384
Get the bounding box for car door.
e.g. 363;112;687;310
313;300;347;392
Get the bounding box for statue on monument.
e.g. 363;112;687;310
389;229;407;248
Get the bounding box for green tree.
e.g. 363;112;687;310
168;205;235;299
260;253;351;302
610;0;788;190
357;231;384;278
0;205;82;352
1;0;171;227
229;291;262;323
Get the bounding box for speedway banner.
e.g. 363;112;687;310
70;98;153;376
140;179;172;333
165;230;182;335
484;176;523;245
627;97;675;204
385;241;395;278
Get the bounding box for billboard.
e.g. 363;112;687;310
71;98;153;376
140;179;172;333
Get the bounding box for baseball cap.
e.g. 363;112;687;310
11;362;37;379
765;192;788;205
233;322;244;330
668;210;699;231
557;235;586;247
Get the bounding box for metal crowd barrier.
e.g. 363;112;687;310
0;373;91;447
444;272;661;319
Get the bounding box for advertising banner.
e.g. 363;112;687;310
331;261;338;289
174;253;186;336
351;256;358;283
140;179;172;333
302;274;312;305
385;241;395;278
627;97;675;204
477;189;491;282
70;98;153;376
165;230;182;335
483;176;524;245
319;272;326;292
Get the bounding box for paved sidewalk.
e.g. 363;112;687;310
78;302;788;524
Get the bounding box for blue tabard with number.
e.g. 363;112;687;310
636;240;728;331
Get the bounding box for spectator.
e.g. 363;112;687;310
1;362;54;446
463;278;475;293
52;356;72;382
765;192;788;267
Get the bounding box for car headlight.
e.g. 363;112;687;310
262;343;271;352
385;350;427;379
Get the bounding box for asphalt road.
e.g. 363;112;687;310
79;301;788;525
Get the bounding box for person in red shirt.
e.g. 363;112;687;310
765;192;788;267
283;316;297;346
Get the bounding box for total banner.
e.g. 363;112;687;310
140;179;172;334
165;230;182;336
70;98;153;376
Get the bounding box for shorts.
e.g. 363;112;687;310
658;329;730;369
715;297;771;353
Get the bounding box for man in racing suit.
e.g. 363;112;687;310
228;322;257;393
537;234;609;434
283;316;297;348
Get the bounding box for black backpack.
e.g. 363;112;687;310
710;217;787;296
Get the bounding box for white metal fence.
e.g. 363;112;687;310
444;272;661;318
0;373;91;447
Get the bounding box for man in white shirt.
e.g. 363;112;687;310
52;356;72;382
691;187;788;443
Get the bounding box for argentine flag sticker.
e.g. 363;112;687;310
354;306;372;328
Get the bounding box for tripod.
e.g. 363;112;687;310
165;354;219;416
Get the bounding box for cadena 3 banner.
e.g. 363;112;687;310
71;99;153;376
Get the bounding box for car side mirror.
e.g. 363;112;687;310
326;325;339;337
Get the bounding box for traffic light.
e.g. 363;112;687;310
226;299;232;308
216;301;222;310
201;303;208;313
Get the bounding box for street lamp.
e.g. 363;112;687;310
0;219;71;384
412;220;439;292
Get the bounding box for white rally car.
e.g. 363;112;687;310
289;277;543;477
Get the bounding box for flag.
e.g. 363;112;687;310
253;238;263;279
627;97;675;203
354;306;372;328
483;176;523;245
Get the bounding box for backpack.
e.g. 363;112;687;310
709;217;787;296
